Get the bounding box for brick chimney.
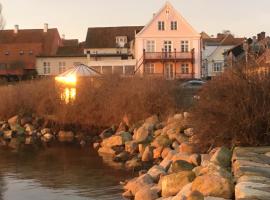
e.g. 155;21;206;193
257;33;262;41
44;23;48;33
261;32;266;40
14;25;19;34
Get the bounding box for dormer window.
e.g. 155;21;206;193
116;36;127;48
171;21;177;30
158;21;165;31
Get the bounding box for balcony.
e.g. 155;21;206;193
143;49;194;62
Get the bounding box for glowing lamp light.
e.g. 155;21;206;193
55;75;77;85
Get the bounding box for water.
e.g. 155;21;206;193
0;145;132;200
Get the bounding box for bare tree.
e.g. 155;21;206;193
0;3;5;30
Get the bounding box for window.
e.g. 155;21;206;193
158;21;165;31
164;41;172;52
181;63;189;74
145;63;155;74
213;62;223;72
181;41;189;52
125;65;135;75
116;36;127;47
102;66;113;74
171;21;177;30
146;40;155;52
43;62;51;74
114;66;123;74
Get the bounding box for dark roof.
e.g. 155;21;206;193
85;26;144;48
203;34;245;46
56;45;84;56
62;39;79;46
0;28;61;55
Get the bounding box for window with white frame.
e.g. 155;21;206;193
116;36;127;47
171;21;177;30
181;41;189;52
43;62;51;74
181;63;189;74
146;40;155;52
158;21;165;31
213;62;223;72
145;63;155;74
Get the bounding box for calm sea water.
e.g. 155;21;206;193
0;145;132;200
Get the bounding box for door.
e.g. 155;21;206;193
163;41;172;58
165;63;174;80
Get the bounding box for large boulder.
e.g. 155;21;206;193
98;146;116;155
235;181;270;200
125;141;138;154
191;174;234;199
160;158;172;172
161;171;196;197
210;147;232;168
124;174;154;196
186;191;204;200
99;128;114;139
58;131;74;142
169;160;194;173
8;115;20;130
134;187;159;200
126;157;142;170
147;165;166;182
172;183;192;200
145;115;159;126
120;131;132;143
179;143;199;154
153;147;163;159
152;135;172;148
133;126;150;143
101;135;123;148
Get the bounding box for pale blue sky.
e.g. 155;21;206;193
1;0;270;41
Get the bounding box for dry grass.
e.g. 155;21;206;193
0;76;188;128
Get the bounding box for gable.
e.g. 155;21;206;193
137;2;200;38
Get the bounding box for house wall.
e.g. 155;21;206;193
36;56;87;76
135;2;201;79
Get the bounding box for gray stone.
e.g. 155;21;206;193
125;141;138;154
124;174;154;196
147;165;166;182
142;146;153;162
172;183;192;200
210;147;232;168
169;160;194;173
133;126;149;143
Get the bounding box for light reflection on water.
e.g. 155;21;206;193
0;146;132;200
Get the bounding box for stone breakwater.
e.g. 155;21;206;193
94;113;235;200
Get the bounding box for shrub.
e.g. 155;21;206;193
191;66;270;151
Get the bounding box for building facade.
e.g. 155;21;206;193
135;2;201;79
0;24;61;79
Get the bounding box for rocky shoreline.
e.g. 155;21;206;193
1;113;270;199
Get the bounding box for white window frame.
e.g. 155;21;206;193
181;40;189;52
164;41;173;52
171;21;177;30
146;40;155;52
181;63;189;74
158;21;165;31
145;63;155;74
213;62;223;72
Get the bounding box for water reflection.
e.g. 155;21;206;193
0;146;132;200
60;87;76;104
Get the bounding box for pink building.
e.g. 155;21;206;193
135;2;201;79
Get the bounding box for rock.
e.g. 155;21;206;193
120;131;132;143
99;128;114;139
172;183;192;200
175;134;189;144
25;137;33;145
133;126;150;143
189;154;201;166
8;138;19;149
114;151;130;162
204;197;230;200
134;187;159;200
210;147;232;168
122;190;133;199
24;124;34;134
124;174;154;196
160;157;172;171
191;174;234;199
41;133;54;143
117;121;129;132
145;115;159;125
154;129;162;138
20;116;32;126
186;191;204;200
8;115;19;129
152;135;172;148
125;141;138;154
184;128;194;137
153;147;163;159
98;146;116;155
169;160;194;173
126;157;142;170
139;143;147;156
201;154;211;167
161;171;196;197
58;131;74;142
142;146;153;162
192;166;204;176
101;135;123;148
147;165;166;182
161;147;173;159
179;143;198;154
235;181;270;200
93;142;101;150
174;113;183;120
3;130;13;140
172;141;180;150
41;128;51;135
183;112;190;119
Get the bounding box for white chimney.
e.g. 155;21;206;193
14;25;19;34
44;23;48;33
62;34;65;40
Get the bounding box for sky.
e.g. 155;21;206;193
1;0;270;41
